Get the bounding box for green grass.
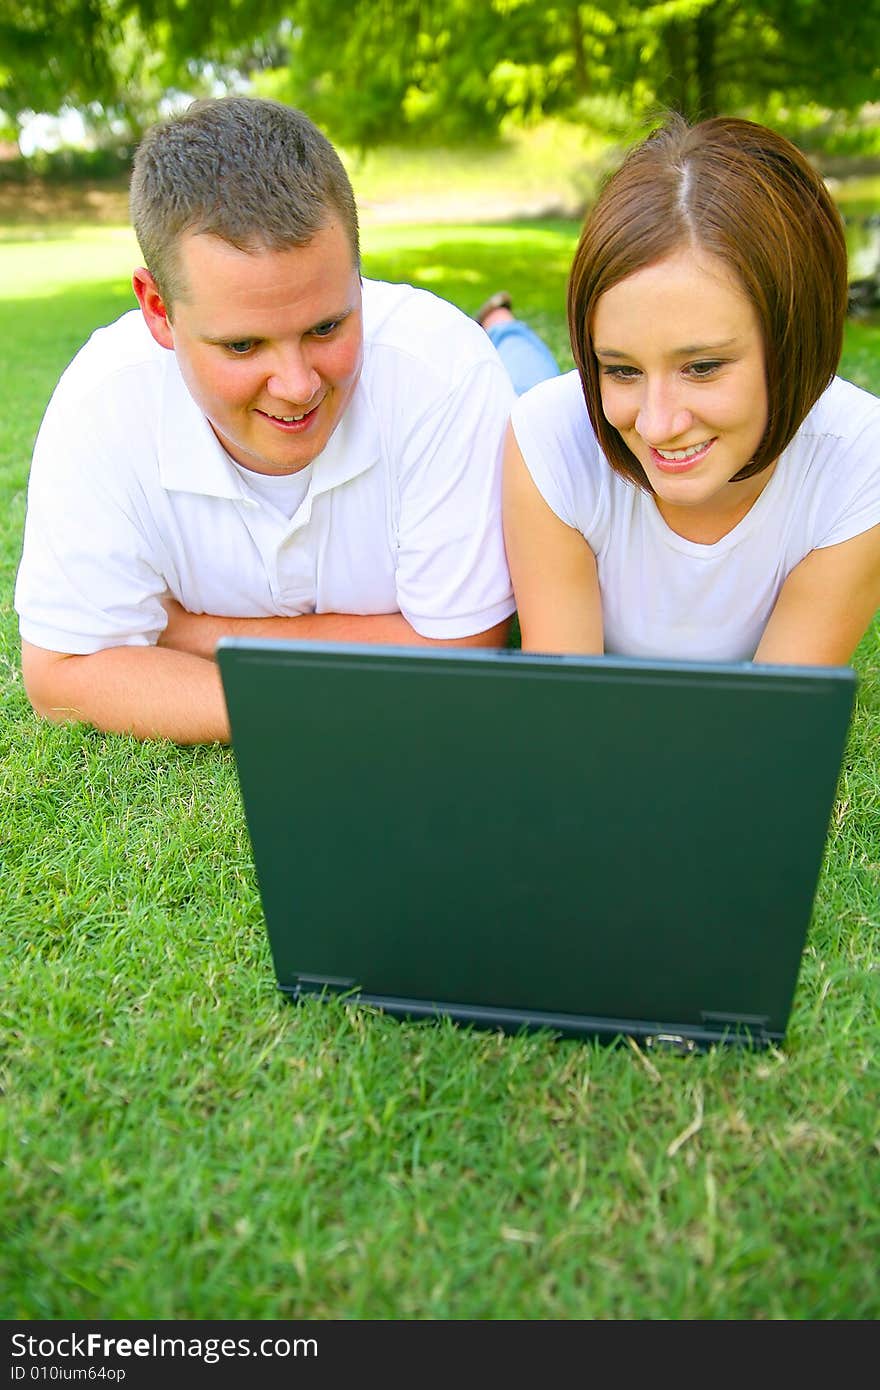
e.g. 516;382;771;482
2;215;879;1322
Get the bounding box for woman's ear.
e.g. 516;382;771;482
132;268;174;350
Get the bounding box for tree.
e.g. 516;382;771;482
0;0;284;142
256;0;623;146
2;0;878;148
0;1;121;123
626;0;880;122
259;0;880;142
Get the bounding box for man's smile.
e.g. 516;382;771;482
255;401;323;430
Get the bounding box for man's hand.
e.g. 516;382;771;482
157;596;217;659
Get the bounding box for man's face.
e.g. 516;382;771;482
138;220;363;475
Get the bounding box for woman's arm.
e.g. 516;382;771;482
502;424;603;654
755;522;880;665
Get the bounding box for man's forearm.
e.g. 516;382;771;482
22;611;512;745
159;605;511;659
21;641;230;744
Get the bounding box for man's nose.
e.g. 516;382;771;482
266;347;321;405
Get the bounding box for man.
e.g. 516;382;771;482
15;97;516;744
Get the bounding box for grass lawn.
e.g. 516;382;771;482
1;212;879;1321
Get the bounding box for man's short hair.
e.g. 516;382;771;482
566;114;848;489
130;95;360;306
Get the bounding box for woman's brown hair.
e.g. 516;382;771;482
566;115;848;489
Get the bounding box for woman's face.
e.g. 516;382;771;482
592;248;770;521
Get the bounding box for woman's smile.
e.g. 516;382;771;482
650;438;717;472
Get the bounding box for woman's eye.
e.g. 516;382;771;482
601;365;640;381
226;340;256;355
687;360;722;378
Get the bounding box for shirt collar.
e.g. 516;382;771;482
156;353;380;500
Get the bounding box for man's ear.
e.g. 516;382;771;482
132;268;175;350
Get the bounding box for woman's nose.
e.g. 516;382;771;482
635;382;693;444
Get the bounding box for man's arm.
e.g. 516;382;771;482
158;602;510;661
22;610;511;745
21;640;231;744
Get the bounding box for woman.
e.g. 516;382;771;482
502;115;880;665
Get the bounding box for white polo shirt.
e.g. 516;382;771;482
511;370;880;661
15;279;516;652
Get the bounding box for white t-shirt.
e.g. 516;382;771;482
15;279;516;653
511;371;880;661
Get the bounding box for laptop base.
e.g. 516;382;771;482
284;981;776;1052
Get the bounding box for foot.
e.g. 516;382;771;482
475;291;514;331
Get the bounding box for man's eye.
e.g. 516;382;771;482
226;340;256;355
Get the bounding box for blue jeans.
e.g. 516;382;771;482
487;319;560;396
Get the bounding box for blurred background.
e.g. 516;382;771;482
0;0;878;288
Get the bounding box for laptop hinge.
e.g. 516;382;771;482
700;1010;771;1046
288;974;358;1000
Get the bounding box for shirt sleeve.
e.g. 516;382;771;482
509;372;606;540
392;356;517;639
14;388;169;654
813;403;880;550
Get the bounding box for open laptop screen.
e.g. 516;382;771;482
218;641;855;1049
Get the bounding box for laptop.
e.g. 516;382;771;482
217;639;856;1052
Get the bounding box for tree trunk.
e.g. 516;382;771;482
570;4;590;96
694;4;719;118
661;21;691;118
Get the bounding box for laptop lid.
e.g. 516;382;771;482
217;640;856;1051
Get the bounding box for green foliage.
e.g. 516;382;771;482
0;143;133;182
0;0;280;138
256;0;624;144
3;1;880;150
765;103;880;163
0;1;119;118
256;0;880;145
